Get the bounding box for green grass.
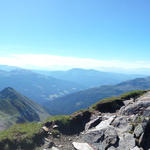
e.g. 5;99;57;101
91;96;121;108
44;115;72;127
91;90;148;110
44;109;91;135
0;114;85;149
0;122;42;141
120;90;148;100
72;108;93;115
0;122;43;150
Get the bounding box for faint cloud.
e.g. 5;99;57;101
0;54;150;70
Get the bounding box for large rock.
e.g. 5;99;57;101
130;146;141;150
111;116;133;133
102;127;119;149
50;147;60;150
119;101;150;116
123;99;134;106
107;146;116;150
134;124;144;138
72;142;94;150
81;126;118;150
82;130;104;150
143;106;150;117
111;116;128;128
88;115;115;132
85;116;101;131
117;133;136;150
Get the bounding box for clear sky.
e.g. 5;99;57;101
0;0;150;71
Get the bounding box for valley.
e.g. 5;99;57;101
45;76;150;114
0;66;150;150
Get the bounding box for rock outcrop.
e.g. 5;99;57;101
72;92;150;150
42;91;150;150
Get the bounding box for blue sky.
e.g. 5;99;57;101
0;0;150;71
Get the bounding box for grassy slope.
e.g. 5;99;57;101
0;88;50;130
0;123;43;150
0;90;147;150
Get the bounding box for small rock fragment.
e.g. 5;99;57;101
42;126;49;132
53;125;59;129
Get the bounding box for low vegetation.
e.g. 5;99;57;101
44;115;72;129
44;109;91;134
91;90;148;112
120;90;148;100
0;90;148;150
0;123;43;150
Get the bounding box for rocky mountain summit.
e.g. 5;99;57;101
41;91;150;150
0;90;150;150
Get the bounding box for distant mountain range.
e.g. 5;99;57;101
0;65;145;106
0;87;50;130
0;68;84;104
34;68;145;88
45;76;150;114
0;65;21;71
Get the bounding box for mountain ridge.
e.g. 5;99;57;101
45;76;150;114
34;68;145;88
0;87;50;130
0;68;84;105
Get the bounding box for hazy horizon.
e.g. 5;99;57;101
1;63;150;76
0;0;150;74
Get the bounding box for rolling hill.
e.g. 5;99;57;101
45;76;150;114
0;87;50;130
